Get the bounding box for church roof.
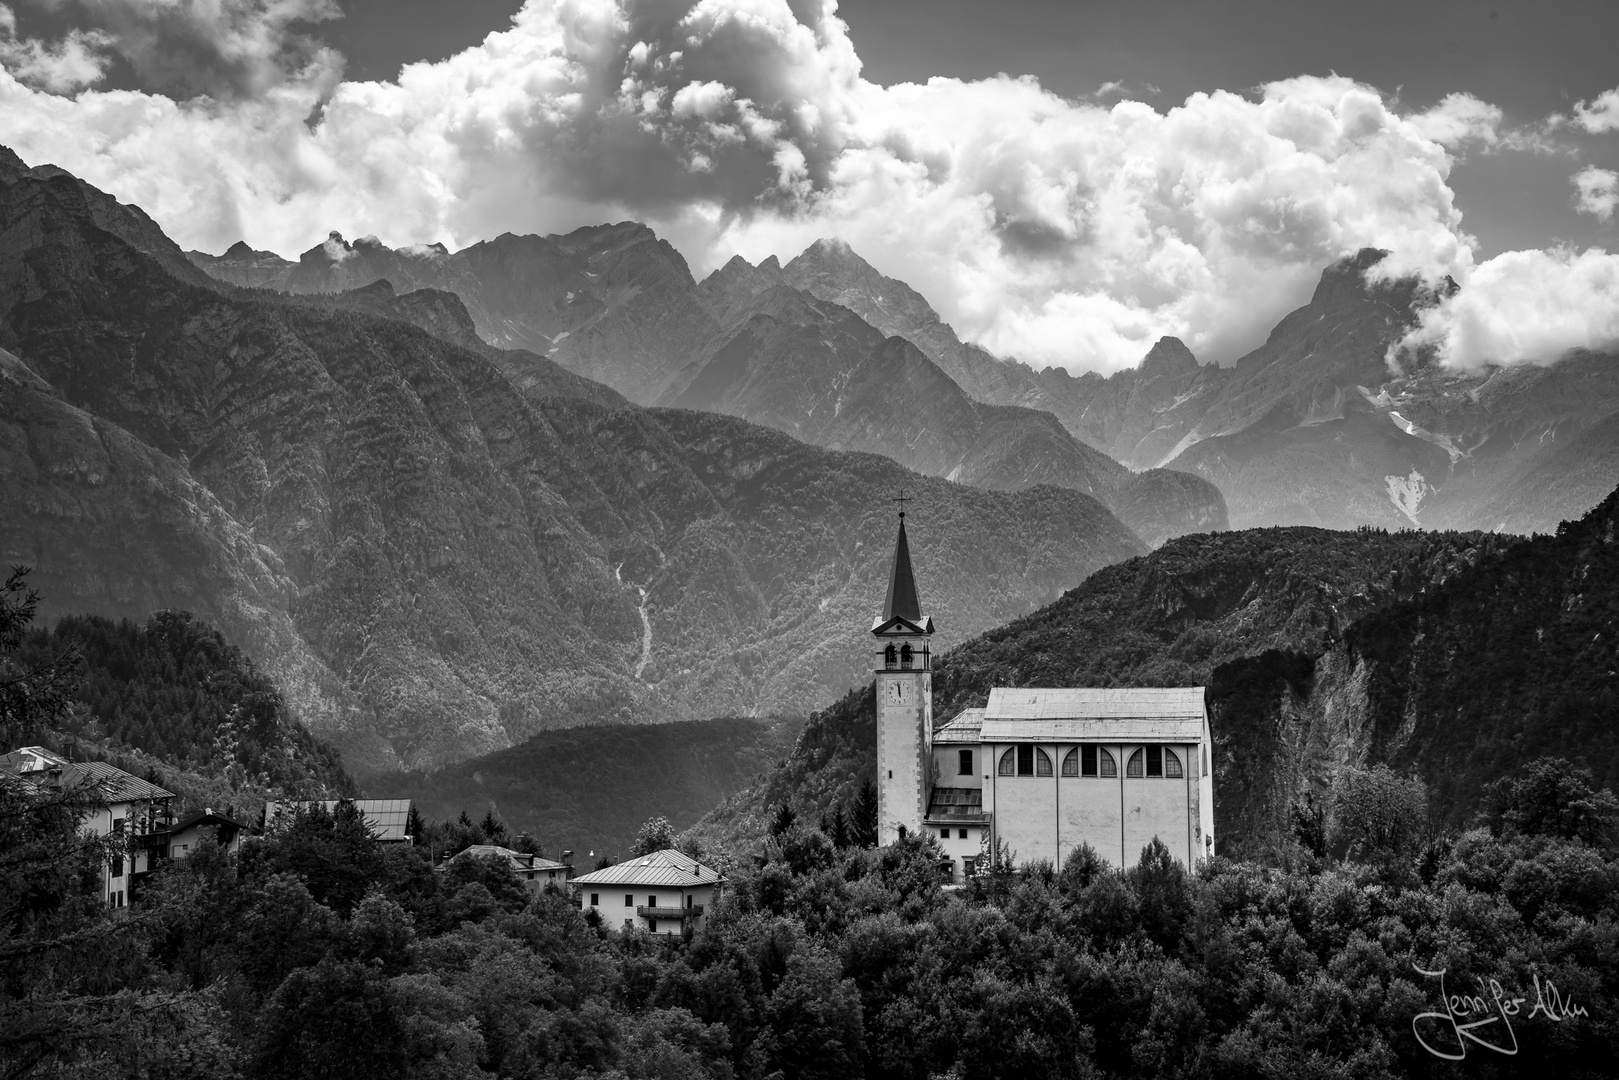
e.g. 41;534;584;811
881;516;922;624
980;687;1206;743
933;708;984;744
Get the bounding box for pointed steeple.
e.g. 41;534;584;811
882;515;922;624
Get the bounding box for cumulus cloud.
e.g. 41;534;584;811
1572;87;1619;134
37;0;343;98
0;0;1608;374
0;4;110;92
1574;166;1618;222
1394;246;1619;369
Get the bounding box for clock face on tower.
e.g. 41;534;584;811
885;680;906;705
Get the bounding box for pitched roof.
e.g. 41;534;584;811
67;761;175;802
264;799;413;841
933;708;984;744
169;808;247;833
570;848;724;888
980;687;1207;743
452;844;571;874
881;516;922;624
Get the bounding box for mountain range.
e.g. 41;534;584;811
191;223;1619;538
188;228;1227;548
0;147;1147;775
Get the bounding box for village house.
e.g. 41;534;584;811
163;807;248;861
262;798;415;842
2;746;177;907
871;510;1216;884
441;844;574;891
571;849;724;935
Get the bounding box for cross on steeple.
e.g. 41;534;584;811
891;487;913;519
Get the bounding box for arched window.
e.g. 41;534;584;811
1061;748;1079;776
1126;749;1144;778
1164;748;1184;778
998;749;1016;776
899;643;913;669
1036;748;1053;777
1098;747;1117;777
884;643;897;668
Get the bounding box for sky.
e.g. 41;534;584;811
0;0;1616;374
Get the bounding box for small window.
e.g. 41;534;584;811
900;643;913;669
647;894;657;907
940;828;949;839
1082;745;1097;777
648;919;658;933
958;750;973;775
591;893;600;906
1099;748;1117;777
1146;746;1163;777
998;749;1015;776
1061;748;1078;776
1165;748;1184;778
957;829;968;840
625;919;633;929
1202;745;1209;777
884;644;897;668
685;895;693;908
624;893;634;907
1127;749;1144;778
1017;745;1034;776
1035;748;1053;777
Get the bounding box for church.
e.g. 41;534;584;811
871;508;1216;883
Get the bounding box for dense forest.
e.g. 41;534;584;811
372;716;804;860
1;575;354;817
7;734;1619;1078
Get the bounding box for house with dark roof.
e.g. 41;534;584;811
163;808;248;861
441;844;574;891
870;509;1217;884
262;799;415;842
570;849;724;935
2;746;177;907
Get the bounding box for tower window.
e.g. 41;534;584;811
884;643;897;669
998;749;1015;776
1061;748;1078;776
1098;748;1117;777
1127;749;1144;778
1165;748;1184;778
1202;745;1209;777
958;750;972;775
900;643;913;668
1146;746;1163;777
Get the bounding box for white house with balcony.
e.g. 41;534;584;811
571;849;724;935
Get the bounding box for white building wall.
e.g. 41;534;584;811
877;666;931;844
580;882;719;936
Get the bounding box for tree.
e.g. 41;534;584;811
1480;757;1619;846
479;806;508;846
633;816;676;856
1327;764;1428;865
851;781;878;848
769;803;797;839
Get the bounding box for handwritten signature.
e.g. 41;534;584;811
1413;964;1589;1060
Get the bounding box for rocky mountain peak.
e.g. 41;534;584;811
223;240;259;258
1140;336;1199;377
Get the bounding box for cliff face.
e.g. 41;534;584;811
1;158;1149;775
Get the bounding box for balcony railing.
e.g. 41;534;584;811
636;905;704;919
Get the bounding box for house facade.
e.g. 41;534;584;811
444;844;573;891
871;514;1217;884
572;849;724;935
2;746;177;907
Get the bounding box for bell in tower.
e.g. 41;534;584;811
871;491;935;845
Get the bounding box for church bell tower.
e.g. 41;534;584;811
872;494;935;846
